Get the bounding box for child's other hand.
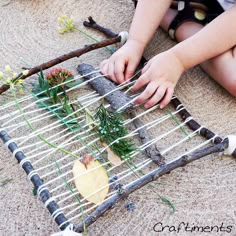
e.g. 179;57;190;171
100;39;144;84
132;50;184;109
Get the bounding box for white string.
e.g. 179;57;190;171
41;119;191;206
1;64;220;231
28;170;39;181
4;139;15;149
27;105;183;179
6;107;62;134
118;31;129;46
6;69;141;149
37;125;208;218
2;102;61;128
18;102;184;191
45;197;56;208
32;133;97;166
61;157;152;225
20;158;31;168
27;124;89;159
141;117;193;150
12;148;22;158
56;158;150;206
21;126;72;152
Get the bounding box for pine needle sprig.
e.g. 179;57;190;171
95;105;136;161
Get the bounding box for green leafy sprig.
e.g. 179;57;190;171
30;69;100;157
95;104;136;161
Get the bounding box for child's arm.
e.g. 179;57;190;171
172;5;236;70
133;5;236;109
128;0;172;50
100;0;172;84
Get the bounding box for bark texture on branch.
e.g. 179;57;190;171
130;111;165;165
77;63;133;111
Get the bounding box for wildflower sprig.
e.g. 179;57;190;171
58;15;76;34
58;15;114;53
33;68;84;119
46;68;73;87
0;65;29;92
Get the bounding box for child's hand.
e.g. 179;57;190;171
100;39;144;84
132;50;185;109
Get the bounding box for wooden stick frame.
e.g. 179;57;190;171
0;16;234;234
0;77;229;232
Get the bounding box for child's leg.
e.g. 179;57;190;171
160;8;236;97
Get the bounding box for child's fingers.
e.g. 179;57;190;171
114;60;125;84
100;60;108;74
108;62;117;83
100;59;107;69
159;87;174;109
125;61;137;81
135;81;157;104
144;85;166;108
101;62;110;78
141;62;150;74
132;74;150;92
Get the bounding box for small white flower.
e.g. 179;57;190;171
5;78;12;85
58;16;64;23
12;73;17;79
5;65;11;73
22;70;29;76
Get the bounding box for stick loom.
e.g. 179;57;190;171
0;64;235;234
0;16;236;235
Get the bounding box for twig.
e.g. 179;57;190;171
0;36;121;95
130;111;165;165
83;17;118;38
171;97;222;144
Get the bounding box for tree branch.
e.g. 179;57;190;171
0;36;121;95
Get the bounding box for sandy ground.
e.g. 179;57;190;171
0;0;236;235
